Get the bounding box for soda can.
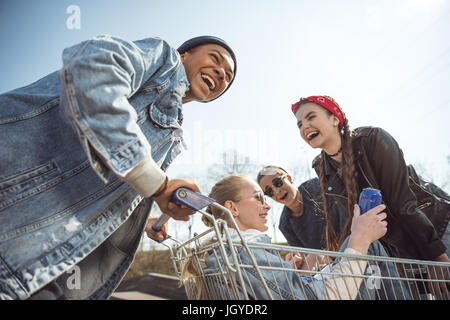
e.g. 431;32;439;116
358;188;382;214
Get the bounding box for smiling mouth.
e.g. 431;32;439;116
306;131;319;141
201;74;216;91
280;192;288;201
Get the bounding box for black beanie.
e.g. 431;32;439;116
177;36;236;102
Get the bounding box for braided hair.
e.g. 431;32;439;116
318;118;357;251
296;97;357;251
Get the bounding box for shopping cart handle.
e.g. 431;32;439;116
152;188;216;234
152;213;171;232
151;213;170;243
171;187;216;211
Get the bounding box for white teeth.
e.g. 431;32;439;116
307;131;318;139
201;74;215;90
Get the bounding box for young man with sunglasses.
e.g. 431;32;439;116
257;166;347;270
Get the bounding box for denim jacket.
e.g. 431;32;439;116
0;35;188;299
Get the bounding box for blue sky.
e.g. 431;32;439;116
1;0;449;243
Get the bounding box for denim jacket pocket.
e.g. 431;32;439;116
0;162;59;211
158;79;187;107
148;77;186;126
148;101;182;130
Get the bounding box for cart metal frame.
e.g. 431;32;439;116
160;202;450;300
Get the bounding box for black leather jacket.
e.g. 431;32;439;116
313;126;448;260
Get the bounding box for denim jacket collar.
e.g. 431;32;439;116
228;228;271;244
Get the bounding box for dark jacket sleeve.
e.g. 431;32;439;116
363;127;446;260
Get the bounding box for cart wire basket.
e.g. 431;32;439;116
158;196;450;300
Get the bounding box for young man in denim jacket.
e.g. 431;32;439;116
0;35;236;299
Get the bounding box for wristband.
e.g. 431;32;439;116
152;176;168;199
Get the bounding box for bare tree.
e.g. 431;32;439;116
206;149;261;181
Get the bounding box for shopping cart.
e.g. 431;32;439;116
154;188;450;300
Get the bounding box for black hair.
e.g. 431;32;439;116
257;165;289;184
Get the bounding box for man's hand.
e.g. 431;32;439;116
145;217;168;242
153;178;201;221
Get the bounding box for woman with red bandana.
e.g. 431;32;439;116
291;95;449;296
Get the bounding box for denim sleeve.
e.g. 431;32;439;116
59;35;177;196
238;247;320;300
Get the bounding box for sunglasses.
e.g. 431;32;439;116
263;175;288;198
238;191;267;206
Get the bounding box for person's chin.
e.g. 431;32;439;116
286;196;298;208
308;140;321;149
308;136;324;149
201;91;219;102
195;91;209;102
280;193;291;205
190;82;210;101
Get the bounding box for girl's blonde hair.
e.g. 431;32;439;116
201;174;253;227
180;174;253;299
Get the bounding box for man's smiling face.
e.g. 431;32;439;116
180;43;235;103
259;173;298;207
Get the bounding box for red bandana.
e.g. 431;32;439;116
291;95;345;129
